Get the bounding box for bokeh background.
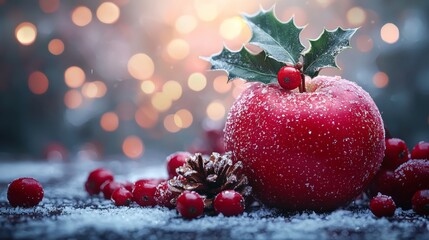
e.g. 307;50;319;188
0;0;428;161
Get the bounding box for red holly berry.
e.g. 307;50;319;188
382;138;409;170
277;66;302;90
176;191;204;219
7;178;44;207
214;190;245;216
166;152;191;179
111;187;133;206
132;179;162;207
366;169;396;198
412;189;429;215
411;141;429;160
101;181;122;200
123;181;134;192
369;194;396;218
393;160;429;209
154;181;178;209
84;168;114;195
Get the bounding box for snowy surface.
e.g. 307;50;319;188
1;160;428;240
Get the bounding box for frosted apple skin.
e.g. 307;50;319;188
224;75;385;211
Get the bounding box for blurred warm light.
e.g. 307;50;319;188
64;89;83;109
381;23;400;44
220;17;244;40
356;35;373;52
167;39;190;60
135;106;159;128
128;53;155;80
162;81;182;100
64;66;85;88
347;7;366;26
174;109;193;128
72;6;92;27
175;15;198;34
164;114;181;133
100;112;119;132
206;101;226;121
373;71;389;88
15;22;37;46
316;0;333;8
122;136;144;159
28;71;49;95
213;75;231;93
140;80;156;94
194;0;218;22
48;39;65;55
39;0;60;13
96;2;120;24
188;72;207;91
282;7;307;27
82;81;107;98
151;92;172;112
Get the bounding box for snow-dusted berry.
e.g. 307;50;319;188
176;191;204;219
84;168;114;195
214;190;245;216
7;178;44;208
370;194;396;218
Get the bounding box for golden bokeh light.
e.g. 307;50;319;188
162;81;182;100
128;53;155;80
15;22;37;46
122;136;144;159
175;15;198;34
174;109;193;128
28;71;49;95
64;66;85;88
48;39;65;55
100;112;119;132
373;71;389;88
151;92;172;112
282;7;307;26
64;89;83;109
206;101;226;121
194;0;218;22
164;114;181;133
347;7;366;26
213;75;231;93
220;16;244;40
82;81;107;98
39;0;60;13
381;23;400;44
140;80;156;94
167;39;190;60
135;106;159;128
96;2;120;24
71;6;92;27
188;72;207;91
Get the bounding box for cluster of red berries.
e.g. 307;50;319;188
368;139;429;217
84;152;245;219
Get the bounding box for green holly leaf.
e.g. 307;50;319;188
303;27;358;78
203;47;284;84
243;9;304;65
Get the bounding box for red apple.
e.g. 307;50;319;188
224;75;385;211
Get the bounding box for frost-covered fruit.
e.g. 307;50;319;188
176;191;204;219
277;66;302;90
7;178;44;208
382;138;409;170
412;189;429;215
123;181;134;192
366;169;396;198
214;190;245;216
225;76;385;211
166;152;191;179
411;141;429;160
393;160;429;209
369;194;396;218
154;181;178;209
84;168;114;195
101;181;123;200
133;179;162;207
111;187;133;206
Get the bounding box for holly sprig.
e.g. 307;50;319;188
204;8;357;86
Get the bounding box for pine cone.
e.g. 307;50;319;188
168;152;252;209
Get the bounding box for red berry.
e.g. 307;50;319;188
393;160;429;209
7;178;44;207
176;191;204;219
412;189;429;215
411;141;429;160
123;181;134;192
132;179;162;207
369;194;396;218
101;181;122;200
277;66;301;90
166;152;191;179
84;168;114;195
111;187;133;206
382;138;409;170
367;169;396;198
214;190;245;216
154;181;178;209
